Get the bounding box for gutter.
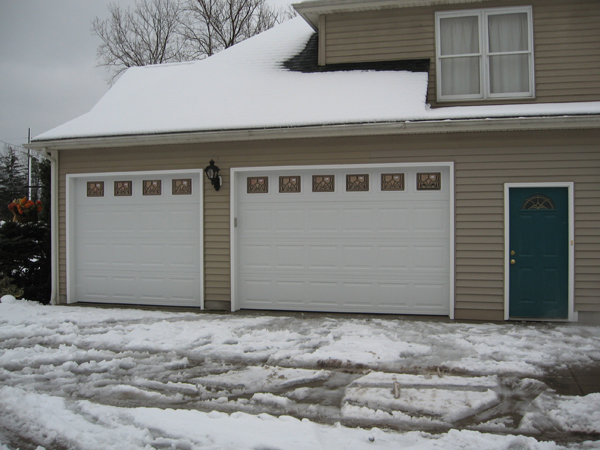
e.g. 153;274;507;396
24;114;600;151
40;149;59;305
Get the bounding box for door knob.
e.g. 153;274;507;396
510;259;516;265
510;250;516;256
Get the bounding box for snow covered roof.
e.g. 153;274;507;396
33;16;600;144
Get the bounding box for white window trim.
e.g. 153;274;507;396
435;6;535;102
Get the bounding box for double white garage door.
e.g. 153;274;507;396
68;164;452;315
233;164;452;315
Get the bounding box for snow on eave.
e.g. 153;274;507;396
32;17;600;145
26;113;600;151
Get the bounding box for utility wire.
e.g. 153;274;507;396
0;139;27;149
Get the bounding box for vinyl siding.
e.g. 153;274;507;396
56;129;600;320
320;0;600;105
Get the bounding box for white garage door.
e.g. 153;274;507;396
68;171;202;307
233;164;452;315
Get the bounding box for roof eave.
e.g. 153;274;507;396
292;0;497;29
25;114;600;151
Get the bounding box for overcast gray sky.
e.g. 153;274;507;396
0;0;291;147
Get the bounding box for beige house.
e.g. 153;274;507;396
27;0;600;323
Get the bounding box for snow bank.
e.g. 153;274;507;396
0;386;572;450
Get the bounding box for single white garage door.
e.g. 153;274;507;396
233;164;452;315
68;171;202;307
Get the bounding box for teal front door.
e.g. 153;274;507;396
509;187;569;319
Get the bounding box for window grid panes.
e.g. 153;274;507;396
436;7;533;101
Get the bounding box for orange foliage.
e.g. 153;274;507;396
7;198;42;217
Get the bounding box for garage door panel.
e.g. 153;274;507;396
243;244;272;268
308;282;340;306
170;244;199;267
275;281;305;305
244;209;272;232
139;276;167;299
414;283;448;309
413;245;448;271
111;276;138;299
342;245;374;269
110;211;138;234
78;243;110;266
79;275;110;298
170;210;200;232
378;245;410;269
70;172;202;307
242;279;274;305
412;207;449;233
307;208;340;232
274;209;306;232
139;244;168;267
377;208;411;232
77;210;113;234
275;245;305;269
110;244;136;266
308;245;339;269
235;166;451;315
171;277;200;301
377;283;411;308
341;282;373;306
342;209;374;231
138;210;170;234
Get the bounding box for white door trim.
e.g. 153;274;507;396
503;182;576;322
231;162;455;317
66;169;204;307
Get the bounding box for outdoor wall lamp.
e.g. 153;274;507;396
204;159;221;191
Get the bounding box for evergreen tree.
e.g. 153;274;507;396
32;157;51;224
0;147;52;303
0;145;28;222
0;221;51;303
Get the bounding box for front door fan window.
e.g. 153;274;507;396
521;194;556;210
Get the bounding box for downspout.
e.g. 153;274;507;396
41;149;59;305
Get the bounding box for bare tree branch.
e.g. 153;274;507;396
92;0;296;83
92;0;187;84
181;0;290;58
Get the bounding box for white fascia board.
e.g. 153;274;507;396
25;114;600;151
293;0;496;28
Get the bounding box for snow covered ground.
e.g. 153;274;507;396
1;297;599;449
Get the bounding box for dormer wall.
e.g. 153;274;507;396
313;0;600;107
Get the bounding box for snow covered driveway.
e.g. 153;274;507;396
1;300;600;449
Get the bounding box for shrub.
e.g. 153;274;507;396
0;221;51;304
0;276;24;298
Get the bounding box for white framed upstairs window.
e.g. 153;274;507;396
435;7;534;102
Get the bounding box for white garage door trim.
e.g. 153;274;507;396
66;169;204;308
231;162;455;317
